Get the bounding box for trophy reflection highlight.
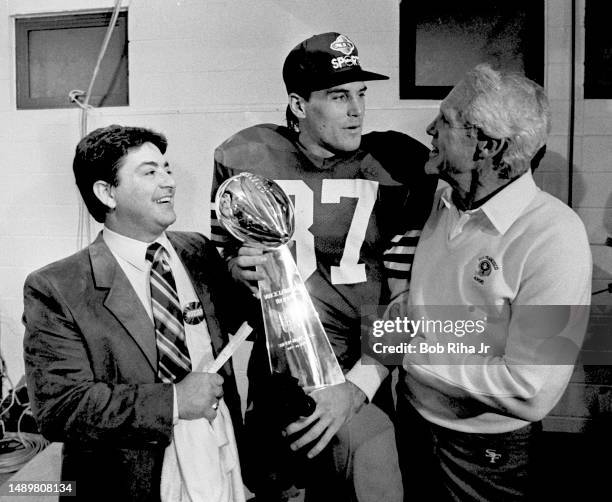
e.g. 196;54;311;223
215;172;345;391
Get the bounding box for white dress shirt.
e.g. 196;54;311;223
103;227;245;502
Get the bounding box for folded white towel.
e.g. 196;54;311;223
161;398;245;502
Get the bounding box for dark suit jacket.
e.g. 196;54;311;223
23;231;248;502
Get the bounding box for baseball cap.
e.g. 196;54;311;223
282;32;389;95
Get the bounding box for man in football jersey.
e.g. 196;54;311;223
210;32;436;501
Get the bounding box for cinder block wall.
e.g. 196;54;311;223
0;0;610;426
0;0;435;400
539;0;612;432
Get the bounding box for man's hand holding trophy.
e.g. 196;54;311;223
215;173;364;458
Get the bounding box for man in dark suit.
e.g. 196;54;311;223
23;125;249;501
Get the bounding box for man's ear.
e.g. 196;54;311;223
288;93;307;119
93;180;117;210
475;130;507;161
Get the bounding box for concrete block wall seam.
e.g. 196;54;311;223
591;245;612;280
580;136;612;172
591;280;612;305
546;63;572;101
546;0;573;30
575;208;612;245
572;173;612;208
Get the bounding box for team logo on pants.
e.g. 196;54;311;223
485;448;502;464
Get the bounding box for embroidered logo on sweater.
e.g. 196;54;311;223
473;256;499;285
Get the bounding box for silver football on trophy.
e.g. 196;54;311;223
215;173;294;248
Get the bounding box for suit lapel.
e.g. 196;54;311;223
168;233;226;358
89;234;158;372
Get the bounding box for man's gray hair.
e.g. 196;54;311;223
459;64;550;166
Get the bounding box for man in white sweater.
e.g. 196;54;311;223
394;64;592;500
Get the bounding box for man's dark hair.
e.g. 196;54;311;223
73;124;167;223
285;105;300;133
285;90;312;133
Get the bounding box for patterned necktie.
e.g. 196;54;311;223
146;242;191;382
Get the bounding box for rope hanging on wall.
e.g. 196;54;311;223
0;355;48;473
68;0;124;250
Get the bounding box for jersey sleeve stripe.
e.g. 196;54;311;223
386;269;413;279
383;253;415;264
389;236;420;245
384;261;413;272
210;218;229;235
384;246;416;255
391;230;421;243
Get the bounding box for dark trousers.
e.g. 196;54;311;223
304;403;403;502
243;335;402;501
244;397;402;502
396;396;541;502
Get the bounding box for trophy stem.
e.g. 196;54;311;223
258;245;345;392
